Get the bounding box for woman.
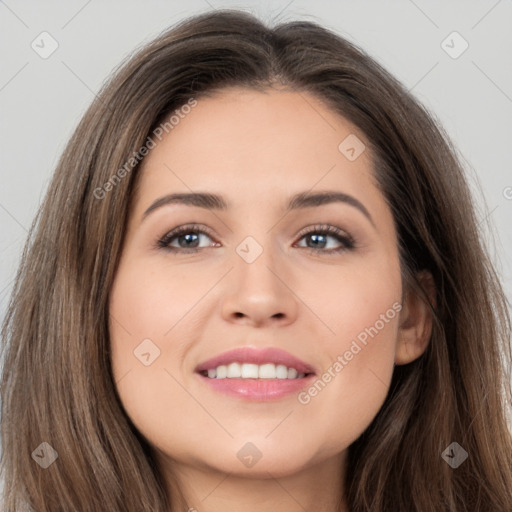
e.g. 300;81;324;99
1;9;511;512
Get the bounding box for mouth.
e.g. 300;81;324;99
195;346;316;377
197;362;313;380
194;346;316;401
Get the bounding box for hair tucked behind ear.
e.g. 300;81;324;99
1;9;511;511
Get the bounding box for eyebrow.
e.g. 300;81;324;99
142;190;375;227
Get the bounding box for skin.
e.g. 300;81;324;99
109;86;434;512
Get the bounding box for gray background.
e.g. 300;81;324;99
0;1;511;492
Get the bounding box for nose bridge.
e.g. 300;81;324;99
229;207;280;273
233;230;283;292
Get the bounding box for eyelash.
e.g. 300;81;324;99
156;223;356;256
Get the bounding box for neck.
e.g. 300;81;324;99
159;450;348;512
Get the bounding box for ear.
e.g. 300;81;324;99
395;270;436;365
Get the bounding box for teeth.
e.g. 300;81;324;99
227;362;242;378
203;362;308;379
216;365;227;379
241;363;259;378
259;363;276;379
287;367;298;379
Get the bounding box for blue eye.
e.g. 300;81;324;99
156;223;355;255
156;224;217;252
295;224;355;253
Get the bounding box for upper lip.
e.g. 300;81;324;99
195;347;317;375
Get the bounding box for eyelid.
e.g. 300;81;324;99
156;223;217;249
295;223;355;245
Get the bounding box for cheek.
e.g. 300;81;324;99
108;258;213;345
294;257;401;451
300;316;398;454
107;264;197;455
303;250;401;351
329;272;400;362
108;263;171;406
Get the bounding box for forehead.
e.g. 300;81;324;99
134;87;384;220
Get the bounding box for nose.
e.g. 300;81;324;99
220;241;298;328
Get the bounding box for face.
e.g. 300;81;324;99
109;87;406;480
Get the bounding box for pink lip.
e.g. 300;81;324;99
194;347;317;402
197;373;316;401
194;346;316;375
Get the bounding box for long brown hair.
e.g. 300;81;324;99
1;9;511;511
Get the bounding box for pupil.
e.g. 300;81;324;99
310;234;326;248
180;233;199;248
177;233;327;249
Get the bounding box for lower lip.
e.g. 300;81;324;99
196;373;316;401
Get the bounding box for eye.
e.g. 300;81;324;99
294;224;355;254
156;223;355;255
156;224;218;252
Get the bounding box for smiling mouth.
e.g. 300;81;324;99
197;362;314;380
